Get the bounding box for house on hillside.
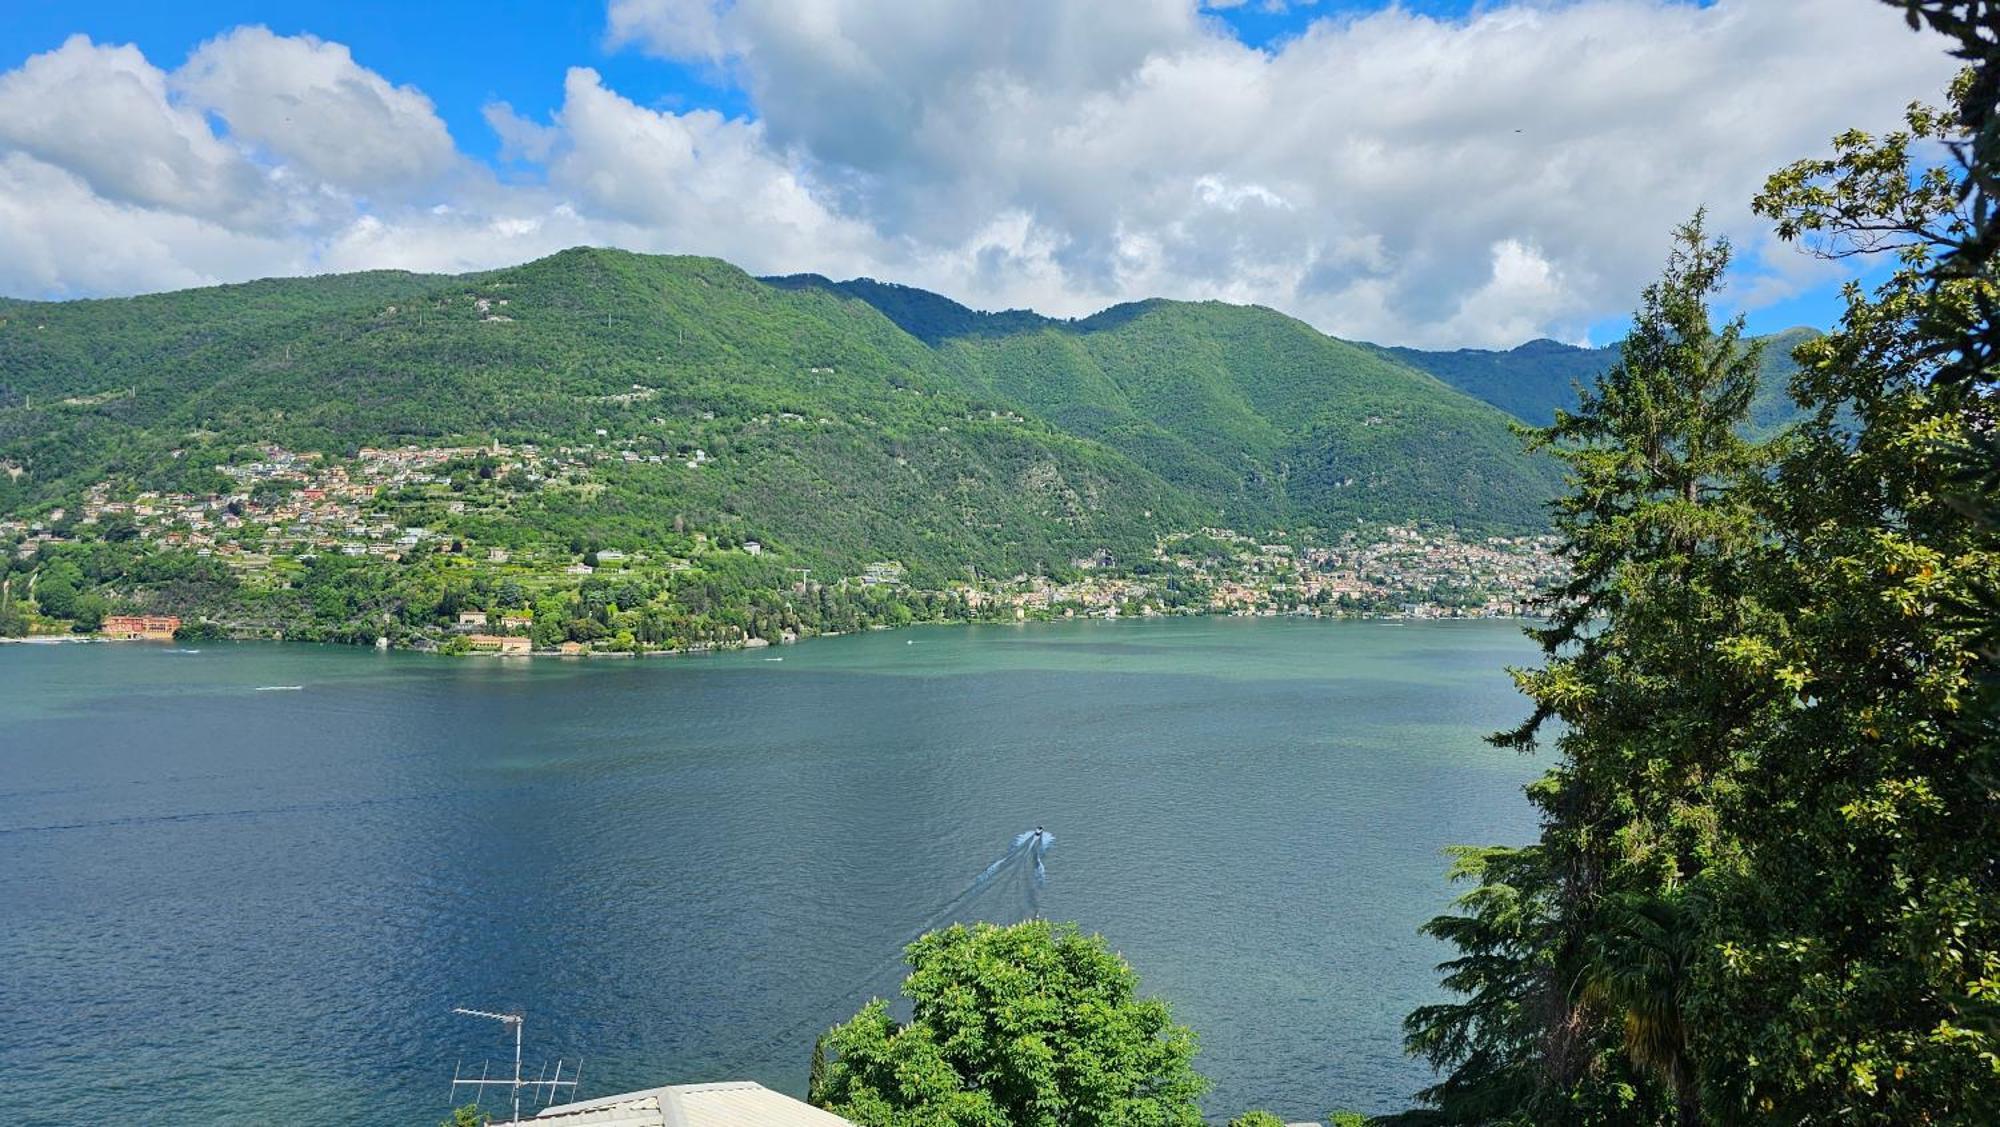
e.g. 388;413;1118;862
458;610;489;627
535;1081;853;1126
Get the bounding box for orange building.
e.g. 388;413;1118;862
467;633;532;655
101;614;182;640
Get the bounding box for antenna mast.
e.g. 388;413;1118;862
449;1008;580;1124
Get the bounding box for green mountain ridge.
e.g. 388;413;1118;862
1;247;1570;584
1379;326;1819;436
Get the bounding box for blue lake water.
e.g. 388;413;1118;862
0;617;1543;1124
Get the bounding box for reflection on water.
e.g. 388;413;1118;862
0;618;1542;1124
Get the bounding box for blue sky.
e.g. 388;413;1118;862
0;1;1953;347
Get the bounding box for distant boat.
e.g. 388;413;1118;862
764;657;783;662
254;685;303;691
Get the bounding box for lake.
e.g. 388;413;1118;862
0;617;1544;1125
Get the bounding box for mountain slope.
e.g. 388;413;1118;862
0;250;1200;581
2;249;1566;592
1381;327;1819;436
766;277;1567;533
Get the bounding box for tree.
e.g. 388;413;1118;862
1413;46;2000;1122
32;559;85;622
1679;69;2000;1123
810;920;1207;1127
438;1105;488;1127
1409;217;1773;1126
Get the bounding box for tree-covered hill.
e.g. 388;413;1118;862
1380;326;1818;437
766;275;1569;533
1;247;1569;582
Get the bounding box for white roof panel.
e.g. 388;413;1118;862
538;1081;853;1127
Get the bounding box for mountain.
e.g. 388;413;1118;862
1380;326;1819;436
0;248;1564;584
770;275;1567;532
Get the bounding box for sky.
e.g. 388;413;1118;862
0;0;1963;348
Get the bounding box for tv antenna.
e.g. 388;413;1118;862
449;1007;582;1124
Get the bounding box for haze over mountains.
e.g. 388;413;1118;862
0;247;1806;576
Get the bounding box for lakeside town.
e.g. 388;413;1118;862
1;442;1566;651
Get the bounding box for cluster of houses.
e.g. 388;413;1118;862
1174;525;1563;617
455;609;535;655
59;443;600;570
2;509;65;559
965;526;1566;621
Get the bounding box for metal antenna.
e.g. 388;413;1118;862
449;1008;579;1124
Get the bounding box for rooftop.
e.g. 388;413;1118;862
534;1081;853;1127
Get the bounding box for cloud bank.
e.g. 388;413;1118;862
0;3;1960;346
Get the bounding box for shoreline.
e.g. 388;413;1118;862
2;607;1537;658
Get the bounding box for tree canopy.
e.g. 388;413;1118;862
1407;8;2000;1120
809;920;1208;1127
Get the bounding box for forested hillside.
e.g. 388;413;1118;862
2;248;1566;567
1382;326;1817;436
766;273;1569;531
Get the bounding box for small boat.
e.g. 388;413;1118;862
254;685;304;692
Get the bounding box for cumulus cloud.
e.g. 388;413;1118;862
0;3;1966;345
174;26;459;196
0;35;271;226
604;0;1956;344
0;152;302;298
533;67;893;275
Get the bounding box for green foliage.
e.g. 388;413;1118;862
810;920;1207;1127
0;249;1565;562
1227;1112;1288;1127
438;1105;488;1127
933;298;1565;534
0;246;1576;643
1412;59;2000;1125
1687;70;2000;1124
1408;215;1769;1126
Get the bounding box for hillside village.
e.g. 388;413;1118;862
1;441;1565;647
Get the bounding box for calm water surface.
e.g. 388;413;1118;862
0;618;1542;1125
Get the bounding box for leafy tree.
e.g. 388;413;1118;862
438;1105;488;1127
1678;67;2000;1123
810;920;1207;1127
32;560;84;621
1227;1113;1287;1127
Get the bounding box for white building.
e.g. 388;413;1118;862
535;1081;854;1127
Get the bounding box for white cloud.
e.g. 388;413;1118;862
606;0;728;61
0;35;270;226
0;3;1966;345
619;0;1958;344
174;26;458;196
0;153;303;298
